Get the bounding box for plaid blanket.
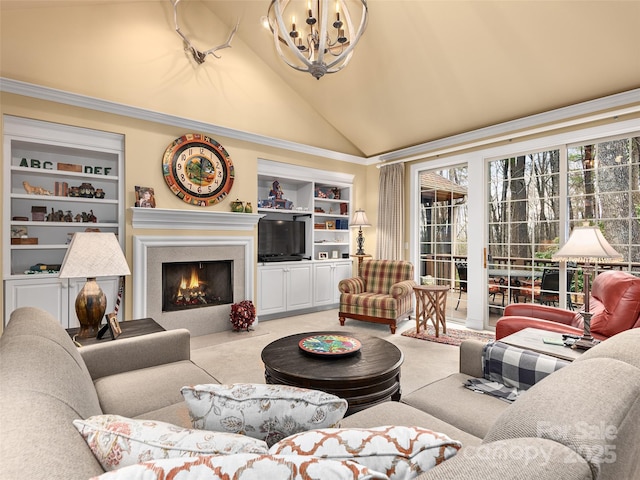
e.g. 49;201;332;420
483;341;569;390
465;378;521;403
464;341;569;402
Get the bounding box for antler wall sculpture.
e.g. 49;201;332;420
171;0;238;64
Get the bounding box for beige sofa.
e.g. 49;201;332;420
1;306;639;479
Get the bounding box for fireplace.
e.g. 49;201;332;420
162;260;233;312
133;235;256;336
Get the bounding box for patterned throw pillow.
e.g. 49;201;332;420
269;426;462;480
73;415;268;471
181;383;348;447
89;454;390;480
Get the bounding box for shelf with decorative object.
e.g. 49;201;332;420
3;115;124;328
257;160;355;318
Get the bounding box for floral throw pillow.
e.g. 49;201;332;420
73;415;268;471
89;453;390;480
269;425;462;480
181;383;348;447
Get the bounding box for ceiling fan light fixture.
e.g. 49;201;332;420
266;0;368;80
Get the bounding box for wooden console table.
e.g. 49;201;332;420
66;317;164;347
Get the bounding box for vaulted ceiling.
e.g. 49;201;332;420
3;1;640;159
205;0;640;158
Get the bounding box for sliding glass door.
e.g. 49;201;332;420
418;165;468;323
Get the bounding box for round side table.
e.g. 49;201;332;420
413;284;449;337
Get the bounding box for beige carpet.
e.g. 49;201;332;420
190;309;468;397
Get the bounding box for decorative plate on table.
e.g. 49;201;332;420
298;334;362;357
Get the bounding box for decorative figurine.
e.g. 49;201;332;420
244;202;253;213
23;181;52;195
270;180;284;199
94;188;105;199
231;199;245;213
79;182;95;198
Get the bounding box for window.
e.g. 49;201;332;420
487;134;640;315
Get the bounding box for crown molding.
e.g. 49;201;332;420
0;77;367;166
3;77;639;168
371;88;640;165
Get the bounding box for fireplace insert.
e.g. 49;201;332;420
162;260;233;312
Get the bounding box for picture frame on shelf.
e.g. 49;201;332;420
325;220;335;230
318;252;328;260
97;312;121;340
135;186;156;208
11;226;28;239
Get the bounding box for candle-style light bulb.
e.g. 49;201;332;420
333;1;342;29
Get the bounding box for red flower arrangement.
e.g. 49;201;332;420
229;300;256;331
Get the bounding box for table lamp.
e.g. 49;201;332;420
552;223;623;350
350;209;371;255
58;232;131;338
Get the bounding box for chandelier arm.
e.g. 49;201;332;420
313;0;330;70
323;0;367;71
271;0;314;69
272;26;311;72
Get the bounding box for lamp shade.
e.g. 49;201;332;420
552;225;623;263
350;209;371;228
59;232;131;278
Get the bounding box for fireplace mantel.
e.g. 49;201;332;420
131;207;264;230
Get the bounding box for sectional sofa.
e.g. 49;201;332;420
1;306;639;479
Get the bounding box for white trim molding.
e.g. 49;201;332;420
0;77;367;165
131;207;264;230
4;77;638;168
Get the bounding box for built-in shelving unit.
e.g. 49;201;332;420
256;159;355;318
3;115;125;327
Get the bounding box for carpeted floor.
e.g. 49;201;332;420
401;324;495;346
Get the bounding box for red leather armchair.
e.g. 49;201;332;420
496;270;640;341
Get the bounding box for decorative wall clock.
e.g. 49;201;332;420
162;133;234;206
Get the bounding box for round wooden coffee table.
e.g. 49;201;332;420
261;331;403;416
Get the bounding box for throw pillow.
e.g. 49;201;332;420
181;383;348;447
269;425;462;480
89;454;390;480
73;415;268;471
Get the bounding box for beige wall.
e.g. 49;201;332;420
0;1;361;156
0;1;382;325
0;92;371;324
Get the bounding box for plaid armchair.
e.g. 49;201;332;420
338;259;416;334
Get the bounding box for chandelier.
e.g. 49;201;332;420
266;0;368;80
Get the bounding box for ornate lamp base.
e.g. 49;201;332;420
75;277;107;338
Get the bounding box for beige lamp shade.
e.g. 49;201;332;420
350;209;371;227
59;232;131;278
552;225;623;263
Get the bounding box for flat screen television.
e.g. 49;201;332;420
258;219;306;261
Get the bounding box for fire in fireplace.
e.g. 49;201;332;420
162;260;233;312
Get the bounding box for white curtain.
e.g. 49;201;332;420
376;163;404;260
